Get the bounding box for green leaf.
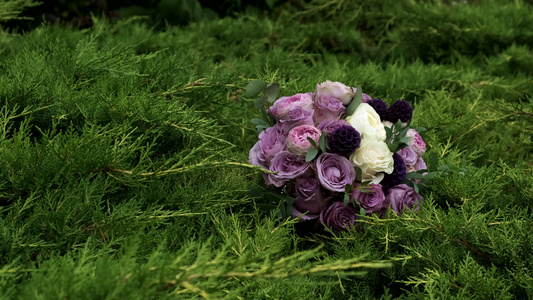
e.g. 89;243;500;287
414;127;426;132
345;85;362;116
250;118;267;125
413;183;419;193
384;126;393;141
355;166;363;182
344;193;350;206
265;83;280;103
254;95;268;110
399;136;412;144
318;131;328;152
246;80;267;97
307;137;318;148
305;148;319;162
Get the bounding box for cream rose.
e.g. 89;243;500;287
316;80;354;105
349;138;394;184
345;103;387;141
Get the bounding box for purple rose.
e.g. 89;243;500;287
317;119;349;134
292;177;330;220
316;153;356;192
279;106;314;132
351;183;386;214
286;125;321;155
258;124;287;161
320;201;358;232
386;184;424;216
269;93;314;120
397;146;418;166
267;151;311;187
313;95;345;124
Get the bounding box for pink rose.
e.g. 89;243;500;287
269;93;313;120
406;129;426;156
286;125;321;155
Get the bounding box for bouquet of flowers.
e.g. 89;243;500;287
248;80;430;232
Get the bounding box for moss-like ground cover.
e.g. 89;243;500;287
1;0;532;298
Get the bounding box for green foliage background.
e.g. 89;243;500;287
0;0;532;298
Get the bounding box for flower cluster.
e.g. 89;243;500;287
249;80;427;232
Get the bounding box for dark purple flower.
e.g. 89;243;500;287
386;184;424;216
316;153;356;192
313;95;345;124
367;98;388;121
279;106;315;132
317;119;349;134
320;201;358;232
351;183;386;214
328;125;361;156
380;153;407;192
267;151;311;187
397;146;418;166
292;177;331;220
386;99;413;123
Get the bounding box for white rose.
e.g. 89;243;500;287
349;138;394;184
316;80;354;105
345;103;387;141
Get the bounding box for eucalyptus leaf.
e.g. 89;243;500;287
345;85;362;116
265;83;280;103
405;172;426;179
344;194;350;206
306;148;319;162
246;80;267;97
254;95;268;110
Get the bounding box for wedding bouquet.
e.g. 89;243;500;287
248;80;430;232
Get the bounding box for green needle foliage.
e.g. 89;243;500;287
0;0;532;299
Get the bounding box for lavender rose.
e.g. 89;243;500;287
258;124;287;161
396;146;418;166
279;106;314;132
407;157;428;184
320;201;358;232
386;184;424;216
269;93;314;120
313;95;345;124
316;153;356;192
286;125;321;155
317;119;349;134
351;183;386;214
292;177;330;220
249;140;268;169
316;80;354;105
267;151;311;187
